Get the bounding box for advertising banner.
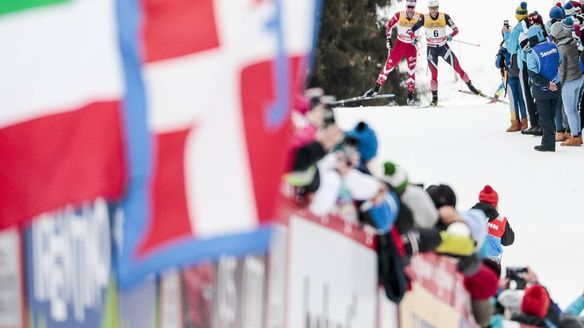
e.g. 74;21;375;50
286;214;378;328
25;198;116;328
159;254;269;328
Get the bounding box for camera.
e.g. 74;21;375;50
503;19;509;27
506;266;528;290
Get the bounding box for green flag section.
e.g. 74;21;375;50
0;0;69;16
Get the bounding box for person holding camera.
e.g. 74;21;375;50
363;0;421;105
406;0;482;106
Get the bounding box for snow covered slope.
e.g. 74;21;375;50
399;0;560;103
334;95;584;308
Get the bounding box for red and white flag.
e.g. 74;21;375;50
119;0;319;284
0;0;127;230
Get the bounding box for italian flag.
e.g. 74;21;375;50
0;0;127;229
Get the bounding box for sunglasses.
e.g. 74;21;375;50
429;6;439;9
407;5;415;9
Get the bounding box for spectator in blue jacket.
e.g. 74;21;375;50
526;24;562;151
345;121;378;173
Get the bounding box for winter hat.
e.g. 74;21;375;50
382;161;409;194
498;289;525;315
464;264;499;300
478;185;499;208
564;16;575;29
406;0;417;7
528;11;544;27
426;184;457;208
516;2;529;21
345;122;378;162
521;285;550;319
565;1;576;15
550;6;565;20
401;185;439;228
551;20;572;39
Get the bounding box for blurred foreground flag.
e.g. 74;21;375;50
118;0;319;286
0;0;128;229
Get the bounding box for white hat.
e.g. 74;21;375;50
406;0;417;7
428;0;439;7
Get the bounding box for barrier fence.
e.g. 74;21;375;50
0;199;479;328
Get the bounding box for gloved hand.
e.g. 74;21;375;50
446;34;453;41
386;37;392;50
407;29;415;40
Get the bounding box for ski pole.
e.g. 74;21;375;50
451;39;480;47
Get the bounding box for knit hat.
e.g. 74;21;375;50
565;1;576;15
521;285;550;319
551;20;572;39
426;184;456;208
478;185;499;208
516;2;528;21
498;289;525;314
382;161;409;194
345;122;378;162
550;6;566;20
563;16;575;29
406;0;416;7
401;185;439;228
464;265;499;300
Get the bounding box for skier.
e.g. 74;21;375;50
363;0;421;105
407;0;482;106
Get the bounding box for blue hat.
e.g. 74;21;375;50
564;1;575;15
345;121;378;162
527;25;545;46
563;16;575;29
550;6;565;20
516;2;529;21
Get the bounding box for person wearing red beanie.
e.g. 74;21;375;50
464;264;499;300
511;284;553;327
473;185;515;263
522;285;550;318
479;185;499;208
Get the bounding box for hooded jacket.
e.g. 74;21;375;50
526;25;562;99
550;22;583;84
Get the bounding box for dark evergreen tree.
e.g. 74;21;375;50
308;0;409;104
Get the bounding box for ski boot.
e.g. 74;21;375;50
466;81;484;96
363;83;381;97
430;91;438;106
406;91;415;106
